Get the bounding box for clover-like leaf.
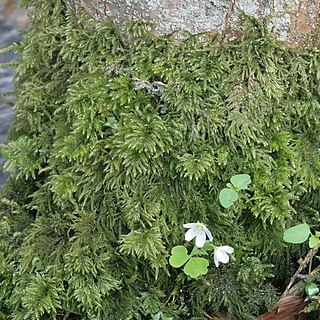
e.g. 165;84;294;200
230;174;251;190
183;257;209;278
305;283;319;296
219;188;239;208
309;235;320;248
283;224;310;244
169;245;189;268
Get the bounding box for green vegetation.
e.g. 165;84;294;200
0;0;319;318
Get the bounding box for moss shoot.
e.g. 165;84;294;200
0;1;319;319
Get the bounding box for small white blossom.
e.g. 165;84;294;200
183;221;213;248
213;245;234;267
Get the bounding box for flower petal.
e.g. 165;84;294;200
219;245;234;254
214;249;229;264
183;223;197;229
214;255;220;267
185;228;197;241
195;232;206;248
204;226;213;241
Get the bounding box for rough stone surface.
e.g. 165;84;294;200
71;0;320;42
271;13;291;41
0;0;28;188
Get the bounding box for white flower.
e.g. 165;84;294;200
213;245;234;267
183;221;213;248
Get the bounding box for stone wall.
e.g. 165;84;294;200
0;0;28;188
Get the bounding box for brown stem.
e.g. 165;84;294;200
223;0;236;30
281;243;320;299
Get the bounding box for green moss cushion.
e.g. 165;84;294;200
0;1;319;319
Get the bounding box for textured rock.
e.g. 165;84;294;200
70;0;320;42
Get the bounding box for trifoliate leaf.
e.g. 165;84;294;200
283;224;310;244
309;235;320;248
230;174;251;189
305;283;319;296
169;245;189;268
219;188;239;208
183;257;209;278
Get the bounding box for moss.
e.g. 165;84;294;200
0;1;319;319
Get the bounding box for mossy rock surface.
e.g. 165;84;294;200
0;1;320;319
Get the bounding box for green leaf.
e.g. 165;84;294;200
162;316;173;320
283;224;310;244
230;174;251;189
202;242;215;252
190;242;214;256
219;188;239;208
226;183;233;189
305;283;319;296
309;235;320;248
105;117;118;129
183;257;209;278
190;247;201;256
1;146;9;159
152;312;162;320
169;246;189;268
315;231;320;238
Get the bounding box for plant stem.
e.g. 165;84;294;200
281;243;320;298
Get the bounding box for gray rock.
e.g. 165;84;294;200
0;2;26;188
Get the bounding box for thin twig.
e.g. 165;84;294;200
223;0;236;30
281;243;320;299
133;78;168;96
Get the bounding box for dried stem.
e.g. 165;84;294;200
281;243;320;299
